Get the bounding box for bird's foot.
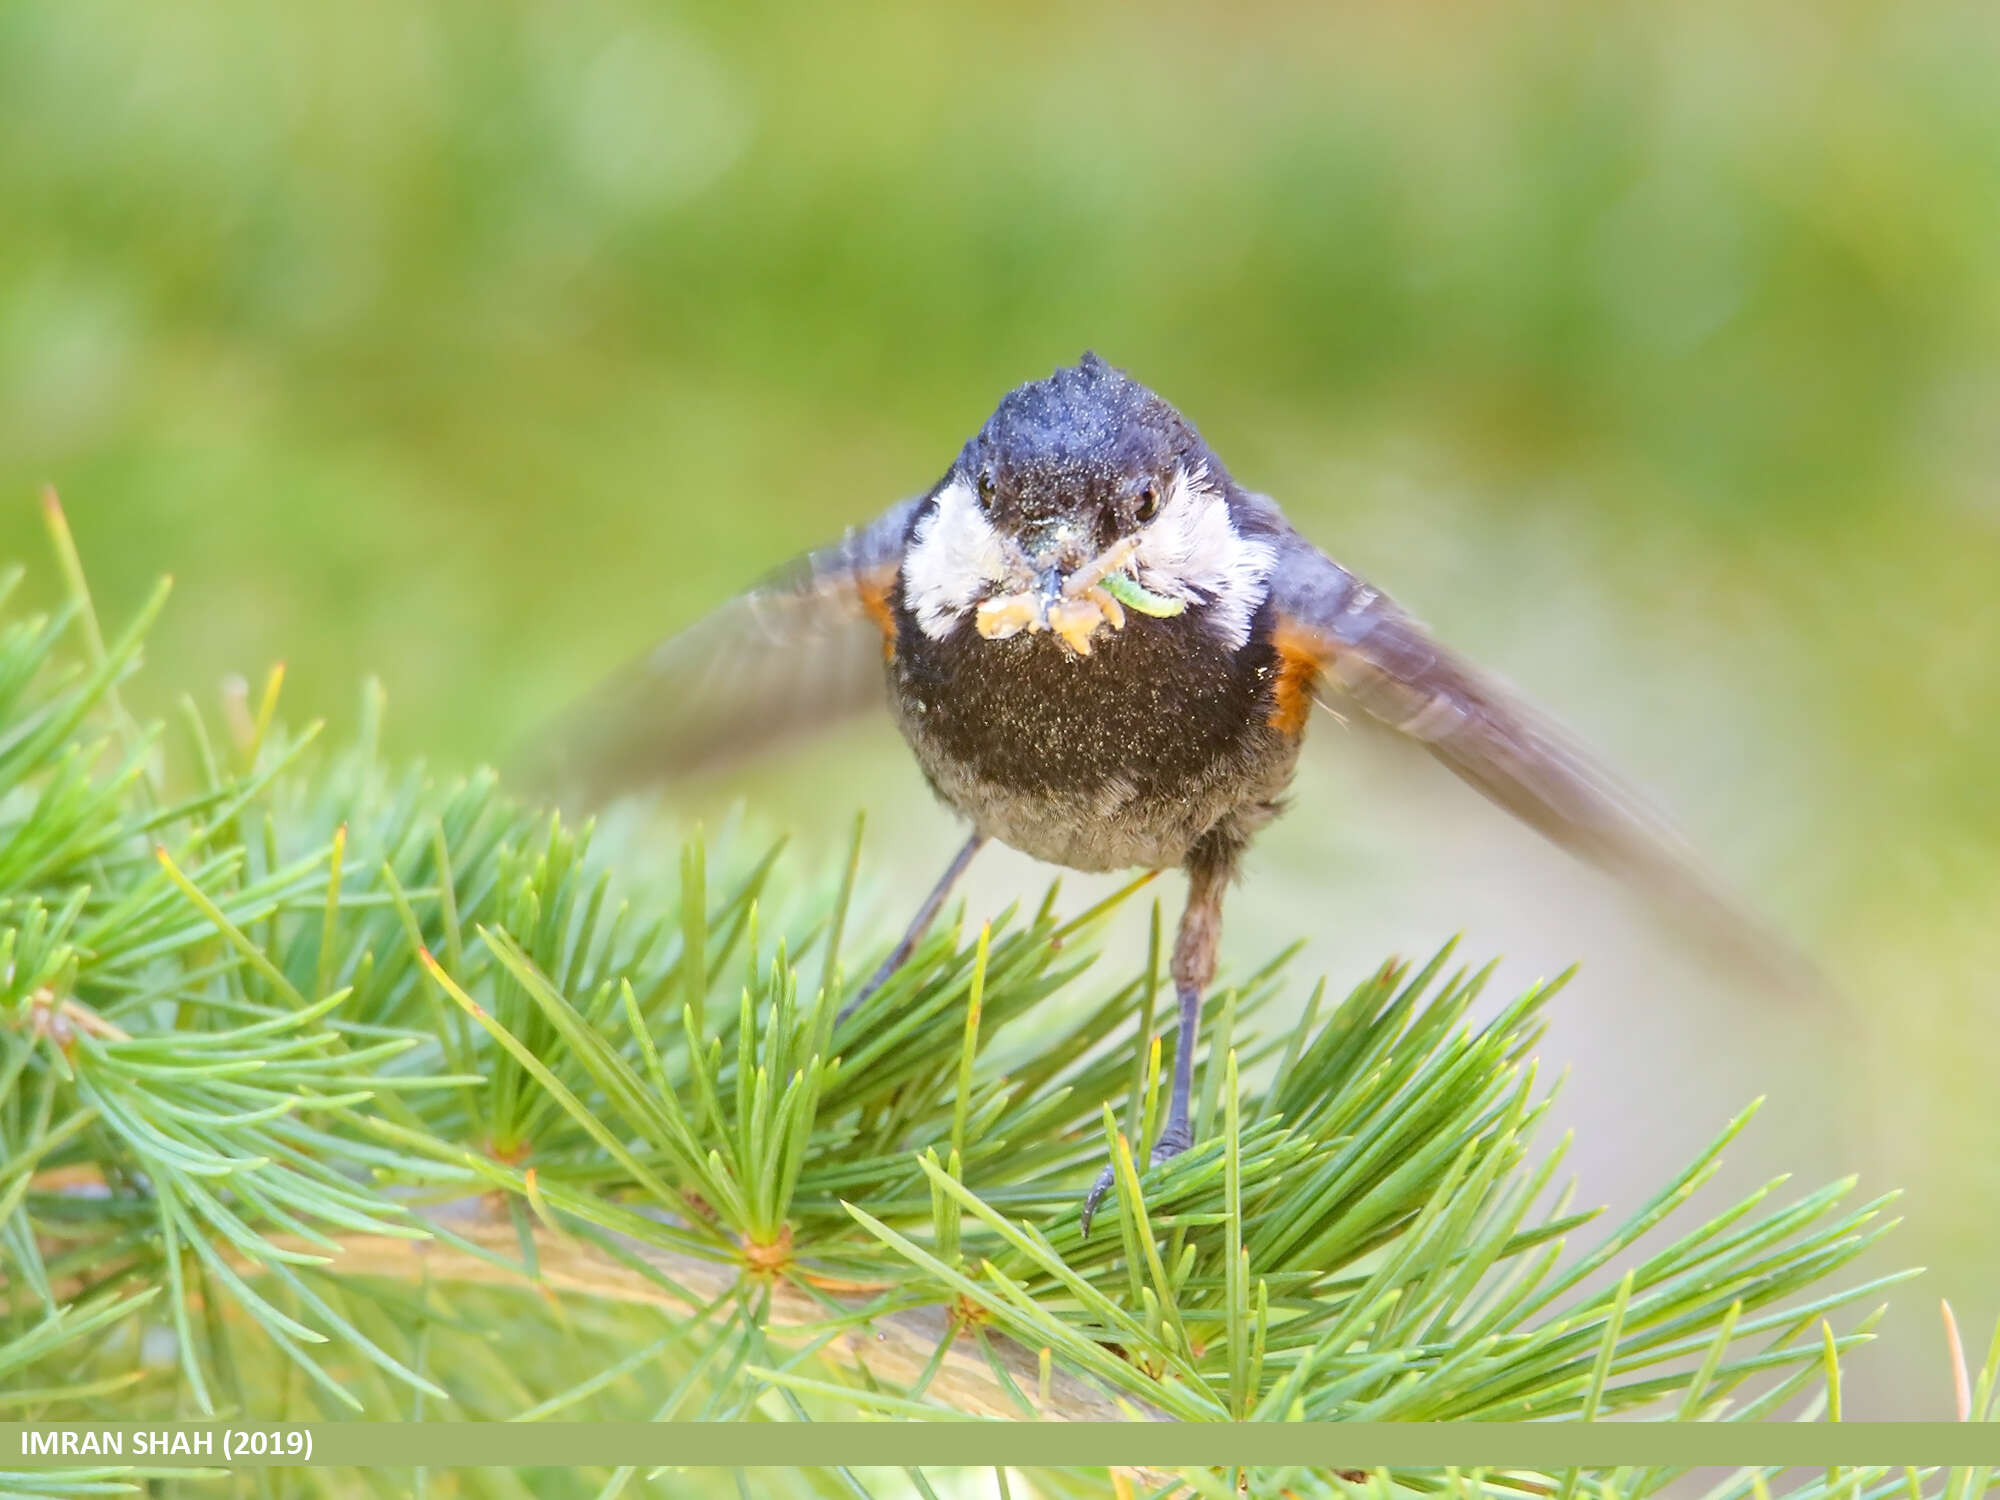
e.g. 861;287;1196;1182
1078;1124;1194;1238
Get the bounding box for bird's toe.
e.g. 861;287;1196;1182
1079;1163;1118;1238
1148;1124;1193;1169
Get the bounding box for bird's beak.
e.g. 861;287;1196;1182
975;529;1161;655
1034;565;1065;612
1023;527;1117;654
1022;520;1095;583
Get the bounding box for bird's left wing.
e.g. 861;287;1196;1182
517;496;921;807
1254;500;1824;999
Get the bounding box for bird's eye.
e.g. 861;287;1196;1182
975;472;997;512
1135;485;1160;523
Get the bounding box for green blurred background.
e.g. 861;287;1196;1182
3;0;1996;1416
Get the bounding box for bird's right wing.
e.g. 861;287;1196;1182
517;496;922;808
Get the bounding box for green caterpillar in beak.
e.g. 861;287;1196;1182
1099;571;1188;618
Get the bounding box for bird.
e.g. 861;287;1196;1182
527;352;1818;1234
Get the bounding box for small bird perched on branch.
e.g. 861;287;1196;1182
531;352;1815;1233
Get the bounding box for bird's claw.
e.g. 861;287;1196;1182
1080;1163;1116;1237
1078;1126;1194;1238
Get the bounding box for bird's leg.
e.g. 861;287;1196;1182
1081;854;1229;1235
835;832;986;1026
1155;861;1225;1162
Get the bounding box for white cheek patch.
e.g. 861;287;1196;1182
1132;466;1277;651
902;476;1013;640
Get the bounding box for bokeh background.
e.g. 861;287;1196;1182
3;0;1996;1416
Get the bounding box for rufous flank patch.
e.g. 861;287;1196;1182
1267;622;1323;734
857;574;897;661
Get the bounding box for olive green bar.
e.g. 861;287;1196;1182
4;1423;1999;1470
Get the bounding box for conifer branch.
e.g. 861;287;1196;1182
4;518;1996;1500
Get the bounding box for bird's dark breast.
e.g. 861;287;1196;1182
885;601;1305;872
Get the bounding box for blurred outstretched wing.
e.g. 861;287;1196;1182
517;497;921;807
1258;505;1825;999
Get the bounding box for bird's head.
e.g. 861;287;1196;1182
900;353;1275;656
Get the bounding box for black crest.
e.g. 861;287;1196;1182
958;353;1223;533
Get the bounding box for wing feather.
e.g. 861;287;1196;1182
517;496;921;807
1260;511;1825;999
